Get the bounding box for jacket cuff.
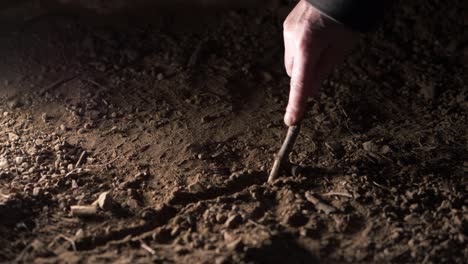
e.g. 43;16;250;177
305;0;389;32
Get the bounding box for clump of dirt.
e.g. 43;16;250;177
0;0;467;263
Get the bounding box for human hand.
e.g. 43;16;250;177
283;0;358;126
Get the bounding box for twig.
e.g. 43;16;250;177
268;124;301;183
14;243;33;262
0;192;11;199
305;191;336;215
321;192;353;199
48;234;77;252
70;205;98;217
187;39;205;68
39;74;79;96
372;181;390;191
140;240;156;255
75;151;87;168
85;157;119;167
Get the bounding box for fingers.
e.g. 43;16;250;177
284;32;294;77
284;42;323;126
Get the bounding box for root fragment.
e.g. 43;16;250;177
305;192;337;215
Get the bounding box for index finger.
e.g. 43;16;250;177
284;42;323;126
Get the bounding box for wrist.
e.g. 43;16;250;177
304;0;388;32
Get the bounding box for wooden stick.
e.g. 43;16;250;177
268;124;301;183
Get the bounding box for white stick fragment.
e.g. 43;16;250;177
321;192;354;199
70;205;98;217
305;191;337;215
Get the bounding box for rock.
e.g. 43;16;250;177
71;180;78;189
215;256;230;264
187;182;205;193
8;133;19;141
41;113;50;122
94;192;114;211
75;229;84;239
362;141;379;152
15;156;24;165
225;214;242;229
216;212;227;223
380;145;391;154
157;73;164;81
226;238;244;252
32;187;41;196
0;158;9;169
7;98;22;109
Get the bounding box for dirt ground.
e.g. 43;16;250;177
0;0;467;263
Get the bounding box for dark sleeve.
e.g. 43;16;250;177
305;0;391;32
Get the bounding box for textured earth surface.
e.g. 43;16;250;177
0;0;467;263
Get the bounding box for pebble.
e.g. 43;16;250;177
0;158;9;169
8;133;19;141
41;113;50;122
215;256;229;264
362;140;379;152
7;98;22;109
225;214;242;229
94;192;114;211
157;73;164;81
226;238;244;252
15;156;24;165
187;182;205;193
32;187;41;196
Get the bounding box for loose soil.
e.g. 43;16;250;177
0;0;467;263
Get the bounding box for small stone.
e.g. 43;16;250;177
15;156;24;165
75;229;84;239
225;214;242;229
187;182;205;193
260;71;273;82
380;145;391;154
70;180;78;189
32;187;41;196
226;238;244;252
94;192;114;211
157;73;164;81
41;113;50;122
8;133;19;141
363;141;378;152
216;213;227;223
0;158;9;169
215;256;229;264
7;98;22;109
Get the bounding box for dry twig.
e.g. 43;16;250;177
268;124;301;183
305;191;337;215
321;192;354;199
